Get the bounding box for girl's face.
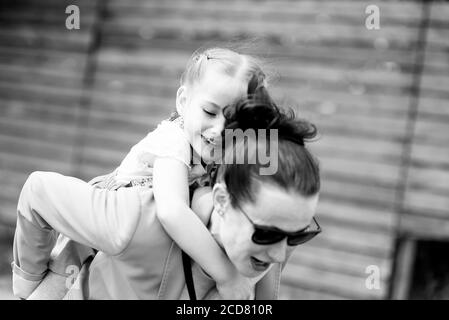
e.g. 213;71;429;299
177;65;247;164
211;182;319;278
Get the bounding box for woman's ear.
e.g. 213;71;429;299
176;86;187;116
212;183;230;216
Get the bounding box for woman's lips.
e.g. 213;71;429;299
250;257;270;272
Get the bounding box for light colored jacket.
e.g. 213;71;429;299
12;171;282;300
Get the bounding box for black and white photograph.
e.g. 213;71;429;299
0;0;448;302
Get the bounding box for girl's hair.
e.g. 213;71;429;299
169;46;268;121
180;47;268;90
213;84;320;209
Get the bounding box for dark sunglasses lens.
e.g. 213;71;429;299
287;232;318;246
252;229;285;245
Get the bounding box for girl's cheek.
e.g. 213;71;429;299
195;111;207;126
200;117;213;129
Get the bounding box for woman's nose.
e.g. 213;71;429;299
266;239;288;263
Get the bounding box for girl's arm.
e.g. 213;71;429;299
190;186;214;225
153;158;253;300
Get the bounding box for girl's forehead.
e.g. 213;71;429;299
200;92;244;109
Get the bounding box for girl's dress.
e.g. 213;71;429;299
91;116;210;190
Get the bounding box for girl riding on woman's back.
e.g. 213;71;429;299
12;46;269;300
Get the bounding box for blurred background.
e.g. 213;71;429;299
0;0;448;300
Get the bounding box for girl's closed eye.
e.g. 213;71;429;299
203;109;216;117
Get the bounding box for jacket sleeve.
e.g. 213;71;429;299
12;171;142;299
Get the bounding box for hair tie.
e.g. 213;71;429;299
266;114;280;129
195;53;209;62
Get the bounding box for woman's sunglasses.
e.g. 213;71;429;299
239;207;321;246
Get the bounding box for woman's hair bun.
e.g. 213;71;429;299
223;86;317;146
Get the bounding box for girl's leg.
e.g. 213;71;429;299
12;171;142;299
29;172;115;299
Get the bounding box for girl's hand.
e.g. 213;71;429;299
216;271;254;300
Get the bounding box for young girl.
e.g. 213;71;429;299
12;47;268;300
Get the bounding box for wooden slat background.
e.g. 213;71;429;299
0;0;448;299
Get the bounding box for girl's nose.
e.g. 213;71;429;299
210;115;225;136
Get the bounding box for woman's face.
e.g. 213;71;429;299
211;182;319;278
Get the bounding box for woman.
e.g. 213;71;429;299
14;88;321;299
